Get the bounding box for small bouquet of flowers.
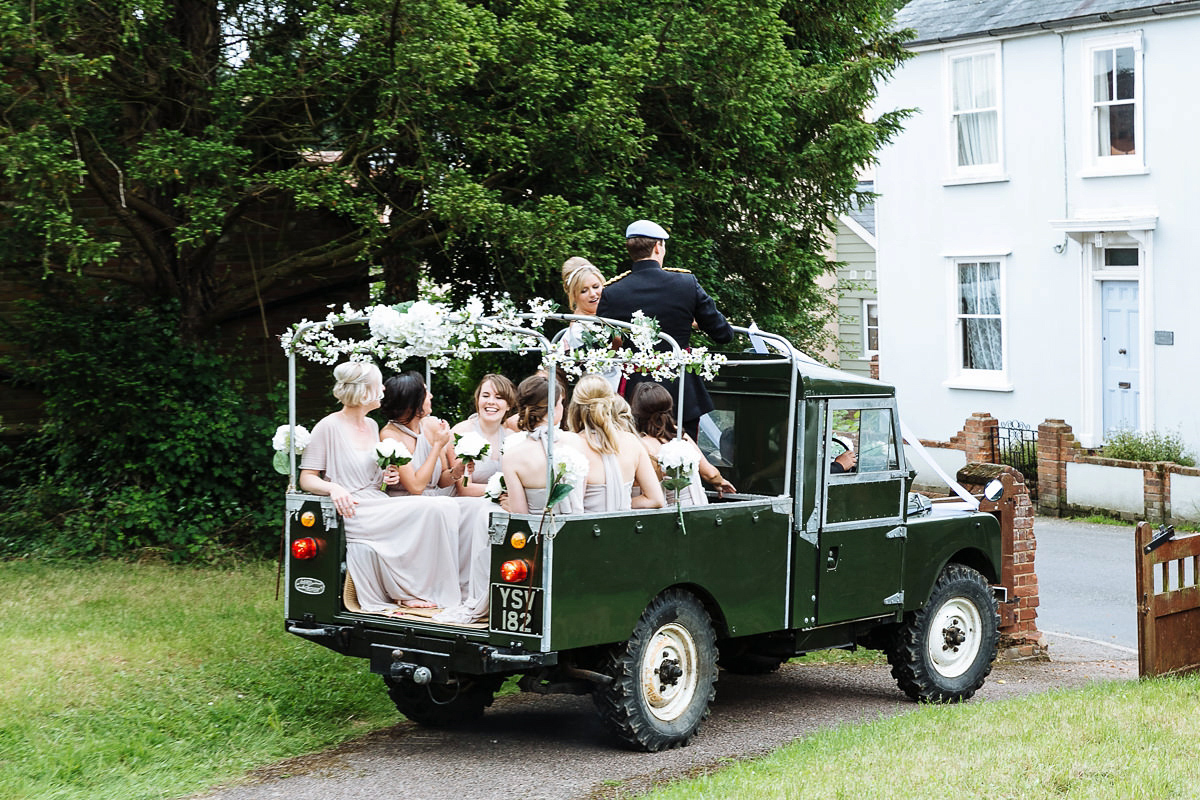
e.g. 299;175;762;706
656;438;699;529
548;447;589;509
452;431;491;487
272;424;312;475
374;439;413;491
484;472;507;503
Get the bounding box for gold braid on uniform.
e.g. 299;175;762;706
663;267;692;273
604;270;630;286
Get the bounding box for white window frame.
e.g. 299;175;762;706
861;299;879;358
1081;31;1146;177
944;255;1011;391
944;43;1006;184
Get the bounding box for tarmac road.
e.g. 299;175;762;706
193;515;1140;800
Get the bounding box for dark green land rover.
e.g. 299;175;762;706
281;311;1004;751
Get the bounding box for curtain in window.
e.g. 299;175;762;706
1093;47;1136;156
953;54;999;167
958;261;1002;371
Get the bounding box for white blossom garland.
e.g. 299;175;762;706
280;296;726;381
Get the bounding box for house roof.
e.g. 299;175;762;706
847;180;875;238
897;0;1200;46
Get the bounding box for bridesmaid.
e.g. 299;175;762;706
449;374;516;498
501;374;587;515
380;371;491;624
630;381;736;504
298;362;461;612
567;374;665;512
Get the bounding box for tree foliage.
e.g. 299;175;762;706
1;0;909;347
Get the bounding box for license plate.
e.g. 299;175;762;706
490;584;543;636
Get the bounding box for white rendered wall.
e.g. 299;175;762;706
1169;473;1200;523
1066;462;1143;515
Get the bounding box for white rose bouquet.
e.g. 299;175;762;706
656;438;699;529
374;439;413;491
272;424;312;475
484;472;507;503
452;431;491;487
548;447;589;508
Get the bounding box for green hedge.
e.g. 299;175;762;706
0;288;279;561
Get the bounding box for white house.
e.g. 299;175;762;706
875;0;1200;453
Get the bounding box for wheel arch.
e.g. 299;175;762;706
661;581;730;639
904;547;1000;612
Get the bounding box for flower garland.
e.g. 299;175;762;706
280;296;726;381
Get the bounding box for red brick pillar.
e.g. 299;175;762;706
949;412;998;464
1144;464;1169;524
1037;419;1078;517
869;354;879;381
959;464;1046;660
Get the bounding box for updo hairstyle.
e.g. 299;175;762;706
514;375;550;432
332;361;382;407
567;373;626;454
630;381;677;442
380;371;427;422
560;257;604;313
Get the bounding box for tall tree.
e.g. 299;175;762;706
0;0;908;347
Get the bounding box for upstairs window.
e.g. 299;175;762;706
946;45;1003;180
1084;33;1144;174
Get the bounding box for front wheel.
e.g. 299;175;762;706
886;563;999;703
593;589;718;751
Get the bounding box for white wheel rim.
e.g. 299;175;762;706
640;622;700;722
927;596;982;679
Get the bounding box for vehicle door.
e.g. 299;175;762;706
816;399;907;625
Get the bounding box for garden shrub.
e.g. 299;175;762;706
0;287;279;561
1102;428;1195;466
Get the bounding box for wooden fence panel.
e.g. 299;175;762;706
1136;522;1200;678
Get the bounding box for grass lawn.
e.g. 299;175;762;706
0;559;399;800
638;675;1200;799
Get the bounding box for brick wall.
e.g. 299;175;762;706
958;463;1046;659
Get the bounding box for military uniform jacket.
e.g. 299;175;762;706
597;259;734;421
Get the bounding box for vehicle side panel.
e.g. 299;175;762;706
544;500;791;651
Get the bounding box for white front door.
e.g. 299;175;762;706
1101;280;1139;436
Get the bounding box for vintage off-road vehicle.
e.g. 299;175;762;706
282;311;1004;751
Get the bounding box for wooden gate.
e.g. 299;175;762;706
1136;522;1200;678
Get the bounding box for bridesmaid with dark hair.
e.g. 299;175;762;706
380;371;491;624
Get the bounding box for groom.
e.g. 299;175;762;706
597;219;734;440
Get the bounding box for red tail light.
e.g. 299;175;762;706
291;537;321;560
499;559;531;583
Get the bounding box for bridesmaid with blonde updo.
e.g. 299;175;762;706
566;374;664;512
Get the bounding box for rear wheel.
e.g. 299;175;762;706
593;589;718;751
886;563;998;703
383;674;502;727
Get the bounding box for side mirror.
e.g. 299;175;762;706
983;478;1005;503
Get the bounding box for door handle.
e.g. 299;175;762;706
1118;382;1131;389
1119;348;1127;355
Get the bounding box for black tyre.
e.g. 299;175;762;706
383;674;502;727
593;588;718;751
886;563;999;703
